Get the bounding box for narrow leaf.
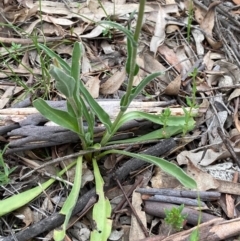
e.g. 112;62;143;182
54;156;82;241
108;126;183;145
38;43;70;73
78;81;112;132
33;99;80;134
121;72;162;108
114;111;196;133
71;42;82;83
0;161;76;217
98;21;137;47
126;37;133;74
101;150;197;189
90;158;112;241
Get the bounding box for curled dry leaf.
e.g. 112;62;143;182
175;46;192;77
200;1;222;49
150;5;167;55
228;88;240;102
192;29;205;56
194;5;206;24
232;0;240;4
158;45;181;73
203;51;214;70
164;75;181;96
150;4;178;55
100;68;126;94
187;160;219;191
14;206;33;228
234;110;240;133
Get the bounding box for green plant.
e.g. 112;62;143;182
183;67;199;135
0;145;16;186
164;204;187;231
0;1;197;240
190;229;200;241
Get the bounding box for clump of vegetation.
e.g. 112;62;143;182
164;204;188;231
0;145;16;186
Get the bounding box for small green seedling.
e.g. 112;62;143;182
164;204;187;231
0;145;16;186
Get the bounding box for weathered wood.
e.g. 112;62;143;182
0;100;199;125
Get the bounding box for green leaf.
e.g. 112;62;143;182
108;126;183;145
33;99;80;134
38;43;70;73
78;81;112;133
50;67;76;98
80;98;95;137
71;42;82;83
114;111;196;133
90;158;112;241
121;72;162;108
54;156;82;241
101;150;197;189
0;161;77;217
125;37;133;75
98;21;137;47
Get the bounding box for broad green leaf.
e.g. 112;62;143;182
0;161;77;217
54;156;82;241
50;67;76;98
38;43;70;73
108;126;183;145
90;158;112;241
121;72;163;108
33;99;80;134
98;21;137;47
101;150;197;189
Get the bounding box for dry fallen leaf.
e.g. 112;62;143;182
129;192;146;241
100;68;126;94
150;5;167;55
164;75;181;95
232;0;240;4
158;45;181;73
187;160;219;191
14;206;33;228
85;76;100;98
200;1;222;49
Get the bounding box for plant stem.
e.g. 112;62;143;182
100;0;146;146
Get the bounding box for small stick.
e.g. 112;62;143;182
217;127;240;168
116;179;149;238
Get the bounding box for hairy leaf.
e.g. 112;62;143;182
33;99;80;134
50;67;76;98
